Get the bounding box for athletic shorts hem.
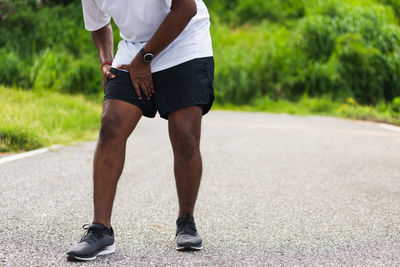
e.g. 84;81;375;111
102;97;157;118
159;97;215;119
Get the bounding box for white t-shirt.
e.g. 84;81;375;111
81;0;213;72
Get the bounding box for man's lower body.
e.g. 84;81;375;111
67;57;214;261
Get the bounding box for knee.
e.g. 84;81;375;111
174;132;199;160
98;113;125;144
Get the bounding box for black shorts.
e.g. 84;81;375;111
104;57;215;120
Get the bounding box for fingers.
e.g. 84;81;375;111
132;81;142;100
102;70;115;93
131;74;153;100
118;64;154;100
149;77;154;94
141;73;154;99
141;77;151;100
105;71;116;79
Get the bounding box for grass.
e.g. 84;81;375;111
215;95;400;125
1;86;399;153
0;86;102;153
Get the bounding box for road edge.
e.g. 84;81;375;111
379;123;400;133
1;114;398;166
0;145;62;165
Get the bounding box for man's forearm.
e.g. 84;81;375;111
91;23;114;64
143;0;197;57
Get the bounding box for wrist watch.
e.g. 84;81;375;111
139;48;155;63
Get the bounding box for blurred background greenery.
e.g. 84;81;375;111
1;0;400;152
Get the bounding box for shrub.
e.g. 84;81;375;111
392;96;400;112
377;0;400;18
334;34;387;104
204;0;305;24
236;0;305;23
298;2;400;104
30;49;72;92
300;3;397;61
212;23;304;104
0;127;43;152
300;61;343;99
0;2;93;57
300;15;340;62
30;49;101;95
0;2;122;94
373;24;400;53
56;56;101;95
0;49;30;88
1;0;400;106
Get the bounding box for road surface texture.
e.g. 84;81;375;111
1;111;399;266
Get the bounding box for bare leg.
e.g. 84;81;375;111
168;106;203;218
93;99;142;228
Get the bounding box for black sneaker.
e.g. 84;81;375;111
67;223;116;261
175;216;203;251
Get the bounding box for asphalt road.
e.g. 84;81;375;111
1;111;400;266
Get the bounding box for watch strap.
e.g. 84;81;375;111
139;48;146;57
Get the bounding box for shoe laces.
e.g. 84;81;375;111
176;217;197;236
79;224;106;243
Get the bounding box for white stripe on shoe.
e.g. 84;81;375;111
73;243;116;261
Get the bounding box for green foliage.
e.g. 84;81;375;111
0;2;107;95
204;0;305;24
235;0;305;23
300;3;398;60
378;0;400;18
30;49;72;92
57;56;100;94
300;15;340;62
334;34;389;104
1;0;400;108
0;86;101;152
212;23;305;104
1;0;399;153
30;49;101;94
298;1;400;104
0;2;91;57
0;127;43;152
301;61;343;99
384;50;400;99
0;49;31;88
40;0;78;6
393;96;400;112
216;94;400;125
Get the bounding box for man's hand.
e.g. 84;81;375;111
117;55;154;100
101;64;116;92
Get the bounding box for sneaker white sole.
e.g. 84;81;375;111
73;243;116;261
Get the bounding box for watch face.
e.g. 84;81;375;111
144;53;154;63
